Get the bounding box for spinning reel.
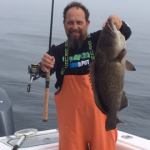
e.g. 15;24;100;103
27;64;40;92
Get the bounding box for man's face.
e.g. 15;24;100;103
63;7;90;44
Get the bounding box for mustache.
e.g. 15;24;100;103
69;28;82;34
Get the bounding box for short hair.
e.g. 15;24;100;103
63;1;90;22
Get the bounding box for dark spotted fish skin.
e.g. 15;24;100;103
97;49;126;110
90;48;127;131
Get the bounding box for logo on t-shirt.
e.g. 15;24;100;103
62;52;90;68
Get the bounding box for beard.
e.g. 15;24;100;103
67;29;85;50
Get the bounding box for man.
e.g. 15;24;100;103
40;2;131;150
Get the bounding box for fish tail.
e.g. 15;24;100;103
105;116;116;131
106;116;124;131
117;117;124;125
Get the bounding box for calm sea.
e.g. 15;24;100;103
0;0;150;139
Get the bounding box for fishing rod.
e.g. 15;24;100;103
27;0;54;121
43;0;55;122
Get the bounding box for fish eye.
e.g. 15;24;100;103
101;36;106;41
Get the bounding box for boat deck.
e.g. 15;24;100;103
0;129;149;150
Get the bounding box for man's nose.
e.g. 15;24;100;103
72;23;78;30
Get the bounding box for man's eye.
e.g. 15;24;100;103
68;21;74;25
77;21;82;25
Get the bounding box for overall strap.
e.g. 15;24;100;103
60;41;69;75
60;33;95;75
87;33;95;61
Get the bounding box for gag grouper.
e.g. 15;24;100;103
89;19;136;131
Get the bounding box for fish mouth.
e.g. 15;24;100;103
106;19;115;32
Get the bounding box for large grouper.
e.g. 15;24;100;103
89;19;136;131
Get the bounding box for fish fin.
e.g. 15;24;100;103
89;60;106;114
117;49;127;61
117;117;124;125
119;91;129;111
126;60;136;71
89;60;96;85
94;92;107;114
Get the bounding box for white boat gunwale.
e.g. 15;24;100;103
0;129;150;150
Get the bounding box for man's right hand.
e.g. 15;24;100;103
41;53;55;73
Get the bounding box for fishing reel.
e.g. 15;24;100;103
27;64;40;92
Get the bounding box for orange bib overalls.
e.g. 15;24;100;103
54;74;117;150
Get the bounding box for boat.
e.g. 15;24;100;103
0;88;150;150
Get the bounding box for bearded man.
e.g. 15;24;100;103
40;2;131;150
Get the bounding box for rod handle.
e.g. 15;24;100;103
43;72;50;122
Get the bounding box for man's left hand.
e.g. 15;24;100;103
102;15;122;30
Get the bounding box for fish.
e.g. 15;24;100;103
89;19;136;131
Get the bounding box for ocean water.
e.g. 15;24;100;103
0;0;150;139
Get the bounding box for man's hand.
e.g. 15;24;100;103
102;15;122;30
41;53;55;73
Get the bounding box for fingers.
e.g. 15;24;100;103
102;15;122;30
41;53;55;73
102;22;106;29
108;15;122;30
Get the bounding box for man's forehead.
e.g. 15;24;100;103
65;6;86;20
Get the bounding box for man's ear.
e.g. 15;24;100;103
87;20;90;29
63;20;66;29
63;20;66;26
